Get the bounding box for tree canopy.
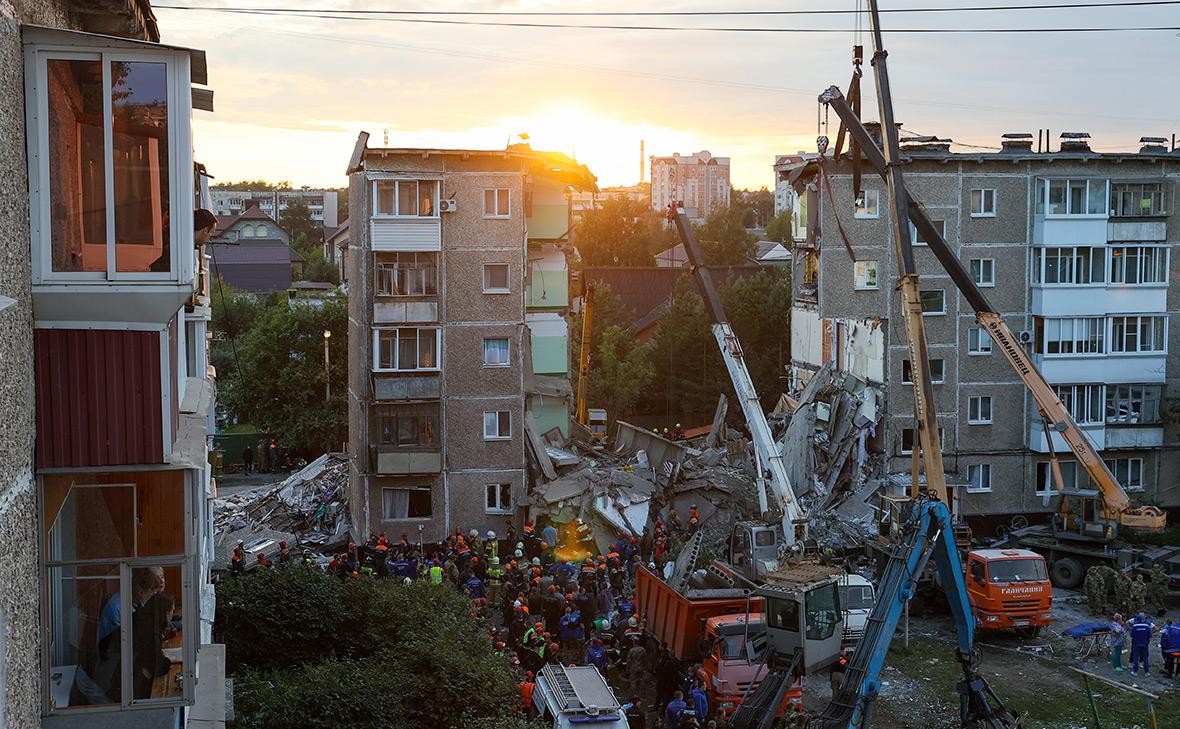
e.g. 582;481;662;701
282;198;322;251
212;179;293;191
575;197;677;267
694;204;756;266
764;210;793;244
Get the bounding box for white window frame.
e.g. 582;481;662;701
1105;384;1163;425
483;410;512;440
970;188;996;218
1103;457;1145;492
1040;316;1105;357
1109;315;1167;355
967;464;993;493
484;483;513;514
1053;384;1104;425
482;337;510;368
372;178;441;219
902;358;945;385
919;289;946;316
853;260;879;290
374;252;438;297
969;258;995;287
967;327;992;355
1035;460;1085;496
910;219;947;246
482;263;510;294
968;395;993;425
900;427;945;455
371;327;441;372
853;189;880;219
1041;178;1108;218
27;45;192;285
1108;245;1169;286
483;188;511;218
1031;246;1105;286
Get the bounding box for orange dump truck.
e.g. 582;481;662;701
964;548;1053;636
634;566;768;715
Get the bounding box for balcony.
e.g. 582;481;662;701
1035;353;1166;385
371;217;441;252
1030;422;1105;453
372;446;442;475
370;179;442;251
1105;425;1163;449
1032;286;1167;318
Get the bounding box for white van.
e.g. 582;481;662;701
839;573;877;647
534;664;630;729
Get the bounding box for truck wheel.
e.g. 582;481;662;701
1050;557;1084;588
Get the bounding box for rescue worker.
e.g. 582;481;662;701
519;671;535;712
1149;564;1169;614
1129;612;1155;676
831;649;848;693
255;551;271;570
229;552;244;577
673;422;685;440
626;638;648;700
665;691;688;729
1129;574;1149;618
429;560;444;585
687;504;701;533
1160;617;1180;678
486;555;503;605
690;678;708;722
586;637;607;671
1084;565;1106;615
277;540;291;568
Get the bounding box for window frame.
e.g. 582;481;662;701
967;395;993;425
371;178;441;219
372;402;440;449
483;188;511;219
371;326;441;372
484;483;513;514
482;337;511;368
1108;245;1169;286
1053;384;1104;425
919;289;946;316
911;219;946;246
373;252;438;297
1040;178;1108;218
853;189;880;219
1109;315;1167;355
901;358;945;385
482;263;510;294
1103;457;1145;491
969;258;995;287
900;426;945;455
967;327;992;356
1105;384;1163;425
28;45;193;284
852;260;879;290
381;486;434;520
1109;182;1166;218
967;464;993;493
483;410;512;441
1038;316;1106;357
970;188;996;218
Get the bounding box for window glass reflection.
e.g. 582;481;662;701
111;61;170;273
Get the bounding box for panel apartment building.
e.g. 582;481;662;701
0;1;223;725
785;131;1180;523
345;136;596;543
650;151;730;224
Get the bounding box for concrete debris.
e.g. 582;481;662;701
213;453;351;567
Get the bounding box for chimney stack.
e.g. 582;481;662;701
640;139;645;182
1059;131;1092;153
1139;136;1168;154
1000;133;1034;153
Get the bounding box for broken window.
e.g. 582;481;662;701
901;358;945;384
484;483;512;514
1105;384;1162;425
853;189;879;219
483;410;511;440
382;487;433;520
900;427;945;455
373;403;439;448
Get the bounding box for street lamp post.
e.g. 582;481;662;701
323;329;332;401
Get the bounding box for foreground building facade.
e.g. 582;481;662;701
786;132;1180;522
345;137;595;543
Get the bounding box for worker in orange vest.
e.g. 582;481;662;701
830;649;848;693
519;671;536;712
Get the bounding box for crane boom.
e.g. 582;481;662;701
817;88;1165;533
667;205;805;545
575;284;594;427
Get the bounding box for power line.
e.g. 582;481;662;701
153;1;1180;17
154;6;1180;33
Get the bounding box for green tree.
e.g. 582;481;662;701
721;268;792;409
735;187;775;229
570;283;640;416
218;571;540;729
299;248;340;286
282;198;322;251
218;297;347;454
589;325;655;422
575;197;677;267
765;210;793;244
695;204;756;265
212;179;292;191
209;280;266;378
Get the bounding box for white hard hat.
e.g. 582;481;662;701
628;616;638;628
532;557;541;566
469;529;479;538
514;549;524;558
403;577;412;586
487;530;497;540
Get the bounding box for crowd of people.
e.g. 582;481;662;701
225;513;731;727
1107;612;1180;679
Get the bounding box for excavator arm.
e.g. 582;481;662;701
818;87;1165;533
667;205;806;545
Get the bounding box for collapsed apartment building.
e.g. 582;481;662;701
781;128;1180;532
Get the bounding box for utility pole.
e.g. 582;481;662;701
323;329;332;401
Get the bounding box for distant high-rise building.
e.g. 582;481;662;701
650;151;730;223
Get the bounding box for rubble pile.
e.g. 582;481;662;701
214;453;350;564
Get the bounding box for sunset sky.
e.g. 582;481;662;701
156;1;1180;191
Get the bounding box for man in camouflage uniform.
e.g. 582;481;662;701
1148;564;1170;614
1129;574;1148;618
1096;565;1118;613
1084;565;1106;614
1115;570;1133;616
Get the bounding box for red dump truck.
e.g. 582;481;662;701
634;566;770;716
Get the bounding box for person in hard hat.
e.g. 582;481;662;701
277;540;291;567
673;422;685;440
255;551;271;570
831;648;848;693
229;551;244;577
688;504;701;533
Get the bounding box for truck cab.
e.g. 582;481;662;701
533;663;629;729
729;520;782;582
965;549;1052;636
702;613;769;717
757;563;845;674
838;573;877;647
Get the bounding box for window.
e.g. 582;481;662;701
241;224;255;238
255;224;268;237
1110;315;1166;354
854;189;880;219
1110;182;1166;217
968;396;993;424
483;263;510;293
900;427;945;455
853;260;879;290
375;252;438;296
902;358;945;384
1109;245;1168;285
919;289;945;315
912;219;946;245
970;258;995;287
373;327;440;371
483;410;512;440
483;337;510;367
485;483;513;514
1054;384;1103;425
804;583;840;641
483;188;510;218
1105;384;1162;425
1043;178;1107;216
1103;457;1144;491
374;403;439;448
1031;246;1104;285
967;464;992;493
382;487;433;519
968;327;992;355
374;179;439;217
41;57;178;276
1035;460;1083;495
1038;317;1104;356
970;189;996;217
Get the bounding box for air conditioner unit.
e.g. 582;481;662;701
439;198;458;213
1018;330;1033;344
